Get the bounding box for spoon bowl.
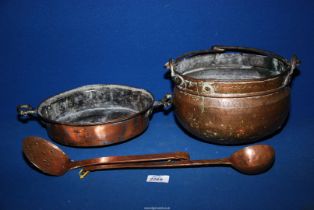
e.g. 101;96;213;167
230;145;275;174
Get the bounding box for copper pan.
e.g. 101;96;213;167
17;84;171;147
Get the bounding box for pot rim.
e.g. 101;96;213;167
172;54;289;83
165;45;299;97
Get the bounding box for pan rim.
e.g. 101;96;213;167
36;84;155;126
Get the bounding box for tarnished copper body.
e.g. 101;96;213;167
173;86;290;144
166;45;299;144
45;112;149;147
17;85;171;147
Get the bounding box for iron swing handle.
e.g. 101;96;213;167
165;45;300;86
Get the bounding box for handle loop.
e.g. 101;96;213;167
17;104;37;119
151;94;173;112
165;45;300;87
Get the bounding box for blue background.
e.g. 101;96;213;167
1;0;314;209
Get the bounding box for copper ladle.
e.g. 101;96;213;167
23;136;275;178
80;144;275;177
22;136;190;176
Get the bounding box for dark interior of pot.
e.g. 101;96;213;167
38;85;154;125
175;53;286;80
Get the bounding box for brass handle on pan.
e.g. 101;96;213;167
17;104;37;119
153;94;172;109
146;94;173;117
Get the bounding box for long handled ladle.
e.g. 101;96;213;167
22;136;190;176
23;137;275;178
80;144;275;178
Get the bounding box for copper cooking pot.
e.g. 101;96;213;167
165;45;300;145
17;84;171;147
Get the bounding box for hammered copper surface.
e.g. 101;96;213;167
17;84;166;147
166;45;299;144
46;112;149;147
173;87;290;144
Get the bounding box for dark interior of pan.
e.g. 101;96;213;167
37;85;154;125
175;53;286;80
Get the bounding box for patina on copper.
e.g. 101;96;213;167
22;136;275;177
23;136;190;176
81;144;275;176
17;85;172;147
165;45;300;144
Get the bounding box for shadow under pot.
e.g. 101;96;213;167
165;45;300;145
17;84;171;147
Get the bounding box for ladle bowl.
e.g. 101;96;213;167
229;144;275;174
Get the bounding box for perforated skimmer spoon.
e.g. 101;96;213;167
22;136;190;176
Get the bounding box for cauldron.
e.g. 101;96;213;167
165;45;299;144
